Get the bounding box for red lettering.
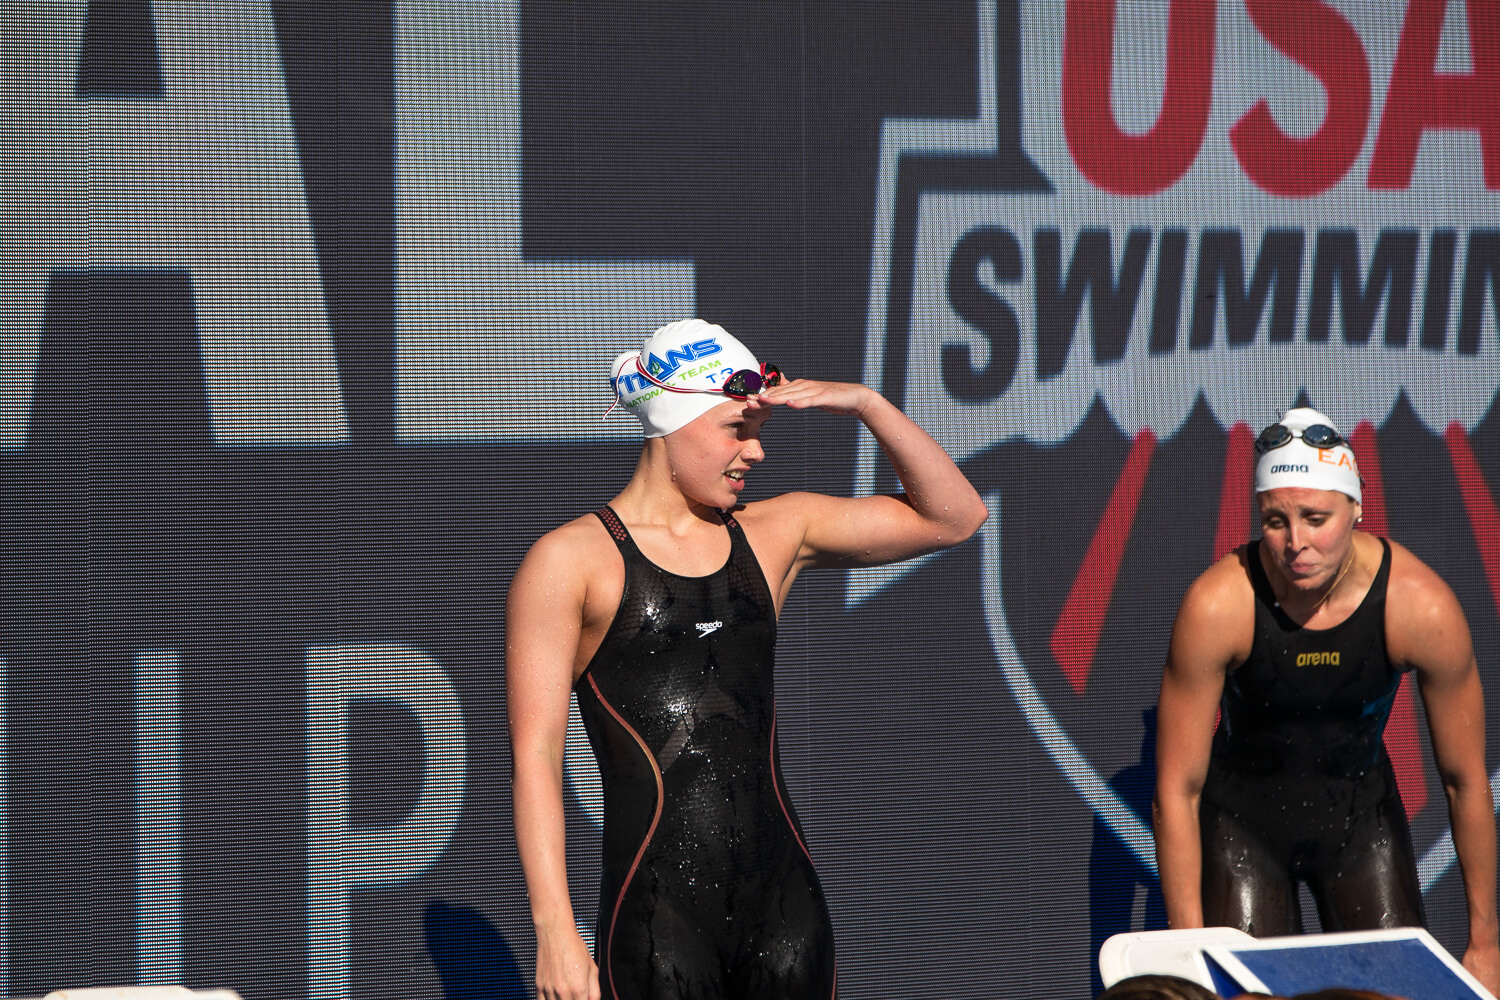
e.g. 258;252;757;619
1062;0;1217;195
1230;0;1371;197
1370;0;1500;189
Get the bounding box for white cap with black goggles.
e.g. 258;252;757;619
1253;407;1362;504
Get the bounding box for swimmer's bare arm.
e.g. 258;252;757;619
745;379;988;577
507;526;602;1000
1154;552;1251;929
1388;544;1500;997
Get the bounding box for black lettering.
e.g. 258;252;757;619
1189;229;1304;348
77;0;163;98
31;270;210;452
1033;227;1151;380
1149;228;1188;354
1421;230;1457;350
1308;229;1419;346
1458;229;1500;356
944;226;1023;402
945;226;1483;373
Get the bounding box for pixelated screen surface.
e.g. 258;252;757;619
4;2;1497;998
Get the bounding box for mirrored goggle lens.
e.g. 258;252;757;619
1255;424;1292;454
1255;422;1345;454
1300;423;1344;448
723;364;783;397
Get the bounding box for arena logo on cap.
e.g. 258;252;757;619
851;0;1500;884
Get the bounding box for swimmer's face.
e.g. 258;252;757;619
663;400;771;509
1257;486;1362;592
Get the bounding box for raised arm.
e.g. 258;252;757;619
506;530;601;1000
1153;554;1247;929
1389;546;1499;996
749;379;988;568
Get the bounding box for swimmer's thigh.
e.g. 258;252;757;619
1200;798;1302;936
1311;794;1427;932
600;895;727;1000
732;863;836;1000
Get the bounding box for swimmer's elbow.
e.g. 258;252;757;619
946;493;990;544
902;493;988;551
1440;764;1495;805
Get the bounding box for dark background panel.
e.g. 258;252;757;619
4;3;1498;999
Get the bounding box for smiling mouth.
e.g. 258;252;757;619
726;471;744;481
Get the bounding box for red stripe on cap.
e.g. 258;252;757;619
1051;430;1156;694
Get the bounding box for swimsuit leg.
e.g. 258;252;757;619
731;860;836;1000
1200;796;1302;936
601;890;728;1000
1307;790;1426;932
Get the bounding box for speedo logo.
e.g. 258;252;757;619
695;621;723;638
1269;464;1309;475
614;338;724;395
1297;651;1342;668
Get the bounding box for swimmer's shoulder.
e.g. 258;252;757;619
1382;535;1446;595
1189;544;1256;603
1172;545;1256;654
1382;535;1469;647
513;511;622;589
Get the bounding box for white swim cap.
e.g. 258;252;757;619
610;319;762;438
1253;407;1362;504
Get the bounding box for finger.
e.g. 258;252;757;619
763;381;828;403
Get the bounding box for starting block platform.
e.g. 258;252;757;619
1100;926;1496;999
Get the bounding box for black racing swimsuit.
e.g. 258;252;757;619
1199;538;1426;935
575;506;836;1000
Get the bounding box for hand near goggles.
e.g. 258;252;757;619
629;355;877;417
747;377;877;417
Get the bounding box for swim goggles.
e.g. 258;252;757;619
1254;422;1347;455
632;359;784;400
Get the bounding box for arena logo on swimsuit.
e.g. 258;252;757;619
854;0;1499;884
1297;652;1342;668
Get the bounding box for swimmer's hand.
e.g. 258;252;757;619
1463;939;1500;998
749;377;877;417
534;925;600;1000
